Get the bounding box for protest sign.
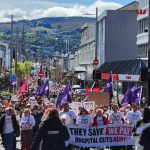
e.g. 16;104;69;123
67;124;135;148
83;101;95;111
86;88;101;96
70;102;83;115
11;95;18;102
28;97;37;107
88;92;109;106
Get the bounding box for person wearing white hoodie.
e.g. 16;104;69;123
20;108;35;150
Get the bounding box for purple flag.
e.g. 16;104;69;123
59;80;73;106
122;86;142;105
56;91;62;106
104;75;113;99
122;87;133;106
39;79;49;97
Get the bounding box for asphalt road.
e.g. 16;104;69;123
0;137;111;150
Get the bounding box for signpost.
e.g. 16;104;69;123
93;58;99;65
10;74;16;93
38;71;44;78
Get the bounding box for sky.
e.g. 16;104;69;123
0;0;135;22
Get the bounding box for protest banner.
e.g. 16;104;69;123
88;92;109;106
86;88;101;96
83;101;95;111
70;102;83;115
67;124;135;148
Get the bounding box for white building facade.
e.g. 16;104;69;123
78;23;95;75
137;0;149;59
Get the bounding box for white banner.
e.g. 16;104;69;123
67;124;135;147
118;74;140;81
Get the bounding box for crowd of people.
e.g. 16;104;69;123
0;77;150;150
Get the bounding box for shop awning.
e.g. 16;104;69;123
99;59;147;81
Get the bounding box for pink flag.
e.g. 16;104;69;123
18;80;28;96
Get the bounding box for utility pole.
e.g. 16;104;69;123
148;0;150;106
15;23;19;89
21;22;25;62
95;7;98;59
10;14;13;74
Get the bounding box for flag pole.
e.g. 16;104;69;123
139;86;143;106
90;81;96;91
111;71;114;98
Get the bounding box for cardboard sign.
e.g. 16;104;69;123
70;102;83;115
88;92;109;106
86;88;101;96
83;101;95;111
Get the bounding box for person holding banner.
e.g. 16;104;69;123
76;108;92;127
109;103;125;125
125;103;142;125
92;109;110;127
109;104;126;150
59;103;76;125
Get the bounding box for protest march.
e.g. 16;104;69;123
0;75;150;150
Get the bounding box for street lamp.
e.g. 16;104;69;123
83;8;99;66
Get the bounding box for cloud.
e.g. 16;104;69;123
0;0;122;22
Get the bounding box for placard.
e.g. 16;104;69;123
83;101;95;111
70;102;83;115
88;92;109;106
86;88;101;96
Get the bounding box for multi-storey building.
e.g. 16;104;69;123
97;1;139;65
136;0;149;59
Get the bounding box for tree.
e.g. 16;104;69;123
12;61;32;84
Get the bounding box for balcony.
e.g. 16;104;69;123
137;32;148;45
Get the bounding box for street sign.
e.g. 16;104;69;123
38;71;44;78
10;74;16;82
93;58;99;65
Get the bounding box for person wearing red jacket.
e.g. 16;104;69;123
92;109;110;126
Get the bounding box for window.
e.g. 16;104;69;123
138;44;148;58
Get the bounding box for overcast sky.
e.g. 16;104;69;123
0;0;134;22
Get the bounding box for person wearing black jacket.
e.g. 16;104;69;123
30;109;70;150
139;107;150;150
0;107;20;150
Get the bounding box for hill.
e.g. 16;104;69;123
0;17;95;58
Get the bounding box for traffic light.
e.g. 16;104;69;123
93;69;101;80
141;67;148;81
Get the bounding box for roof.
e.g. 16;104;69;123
99;59;147;75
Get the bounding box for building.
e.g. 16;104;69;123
97;1;139;65
136;0;149;59
0;43;11;70
78;23;96;76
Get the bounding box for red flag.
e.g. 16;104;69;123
18;80;28;96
